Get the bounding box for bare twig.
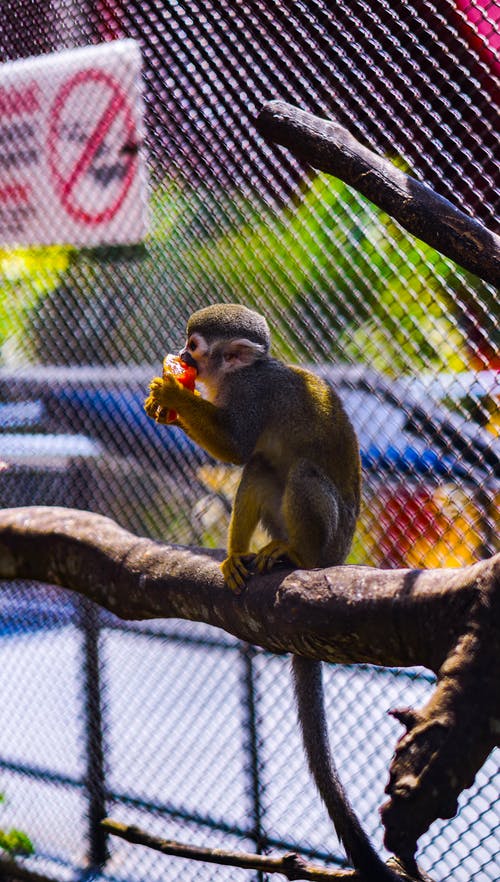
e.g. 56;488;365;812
103;818;411;880
256;100;500;286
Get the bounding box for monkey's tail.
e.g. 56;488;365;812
292;655;400;882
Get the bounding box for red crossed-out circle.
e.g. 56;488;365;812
47;68;137;226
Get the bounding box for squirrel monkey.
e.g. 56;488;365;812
145;303;399;882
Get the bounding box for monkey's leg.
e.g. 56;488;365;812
254;459;341;573
253;539;304;572
255;462;356;572
286;459;356;568
221;460;262;593
222;455;283;592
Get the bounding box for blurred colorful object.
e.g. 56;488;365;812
455;0;500;77
359;482;499;568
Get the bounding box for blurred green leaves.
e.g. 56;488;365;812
0;245;72;361
145;172;472;370
1;171;476;372
0;792;34;857
0;827;34;856
157;172;470;371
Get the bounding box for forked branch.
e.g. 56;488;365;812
0;506;498;870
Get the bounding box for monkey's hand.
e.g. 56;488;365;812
144;379;168;424
145;376;242;464
221;552;256;594
148;374;186;406
144;375;189;424
253;540;303;573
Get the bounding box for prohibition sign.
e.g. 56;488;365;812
47;69;137;226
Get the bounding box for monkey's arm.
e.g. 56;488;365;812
145;375;243;464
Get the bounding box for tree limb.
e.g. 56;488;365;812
256;100;500;286
101;819;426;881
0;506;498;867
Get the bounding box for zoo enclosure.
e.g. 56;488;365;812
0;2;498;882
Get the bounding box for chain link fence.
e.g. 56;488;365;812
0;1;498;880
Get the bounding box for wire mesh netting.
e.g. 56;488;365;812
0;1;498;880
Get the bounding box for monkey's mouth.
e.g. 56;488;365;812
179;350;197;370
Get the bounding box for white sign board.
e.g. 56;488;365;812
0;40;148;247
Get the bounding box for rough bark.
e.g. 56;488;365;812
0;506;498;868
256;100;500;287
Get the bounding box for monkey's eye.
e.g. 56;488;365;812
188;339;197;352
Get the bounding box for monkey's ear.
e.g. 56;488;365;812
221;338;266;371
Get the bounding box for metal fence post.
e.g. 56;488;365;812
240;643;266;882
79;596;109;870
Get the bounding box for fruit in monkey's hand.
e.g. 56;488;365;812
162;354;197;423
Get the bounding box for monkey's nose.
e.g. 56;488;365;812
179;349;197;369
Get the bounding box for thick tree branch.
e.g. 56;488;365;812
256;101;500;286
0;506;498;867
0;506;492;669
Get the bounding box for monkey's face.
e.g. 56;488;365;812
179;330;267;402
179;305;271;400
179;331;206;370
179;331;213;381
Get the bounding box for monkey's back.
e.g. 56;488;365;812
222;359;361;510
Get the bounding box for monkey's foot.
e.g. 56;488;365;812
221;553;256;594
254;541;303;573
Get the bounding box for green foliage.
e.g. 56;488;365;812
4;171;475;373
0;792;34;857
0;828;34;856
0;246;72;361
162;172;470;371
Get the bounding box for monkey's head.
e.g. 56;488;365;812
179;303;271;397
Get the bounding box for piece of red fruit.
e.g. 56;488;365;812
162;354;197;423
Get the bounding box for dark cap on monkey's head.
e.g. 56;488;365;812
187;303;271;352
